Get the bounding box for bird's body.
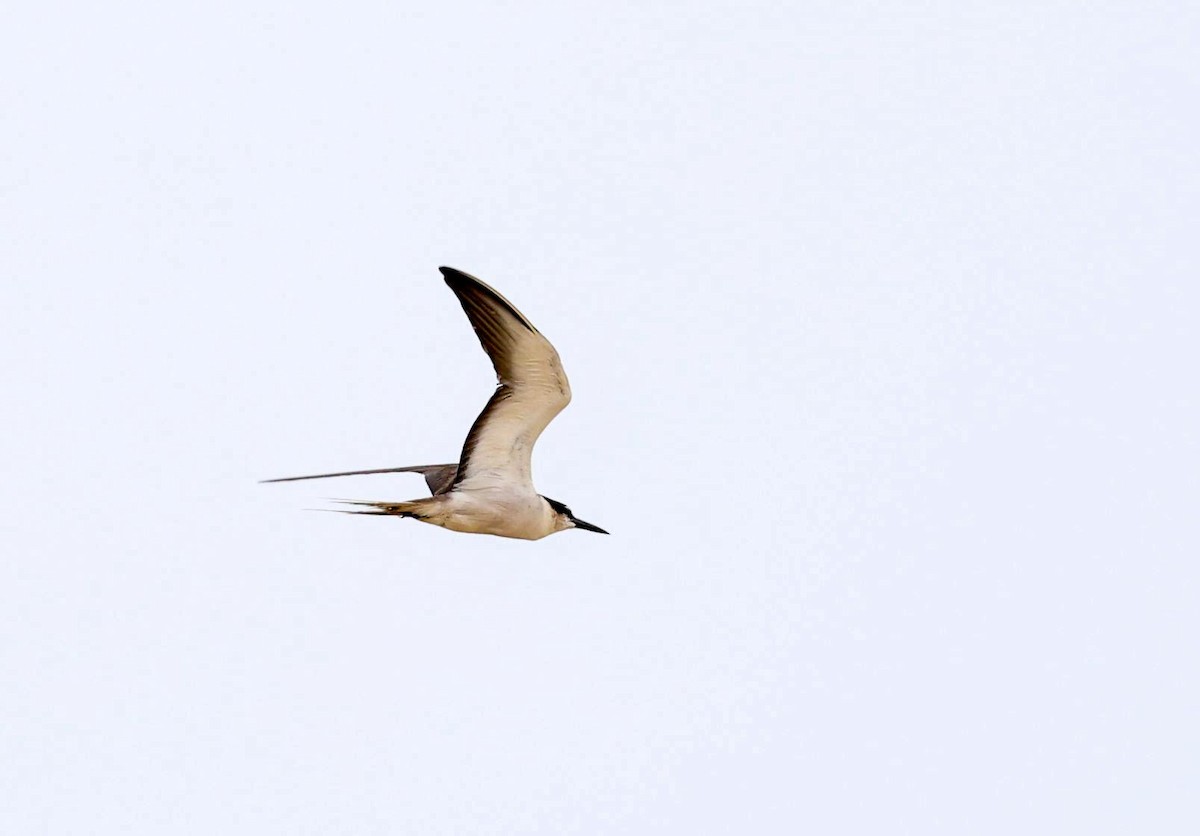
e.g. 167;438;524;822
263;266;607;540
355;489;563;540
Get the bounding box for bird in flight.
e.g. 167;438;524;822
262;266;608;540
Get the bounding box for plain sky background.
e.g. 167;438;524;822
2;1;1197;833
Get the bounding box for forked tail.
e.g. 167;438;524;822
327;499;432;518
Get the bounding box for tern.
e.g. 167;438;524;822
262;266;608;540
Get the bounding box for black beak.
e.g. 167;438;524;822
571;517;609;535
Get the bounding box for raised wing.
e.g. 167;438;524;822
440;266;571;491
260;464;459;495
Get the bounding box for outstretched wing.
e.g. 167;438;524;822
260;464;459;495
441;266;571;492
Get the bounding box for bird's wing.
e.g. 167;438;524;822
440;266;571;492
260;464;459;495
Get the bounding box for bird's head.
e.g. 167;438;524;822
543;496;609;536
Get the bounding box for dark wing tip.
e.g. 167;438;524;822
439;266;537;333
440;265;481;290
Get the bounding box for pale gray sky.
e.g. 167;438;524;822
2;1;1197;833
